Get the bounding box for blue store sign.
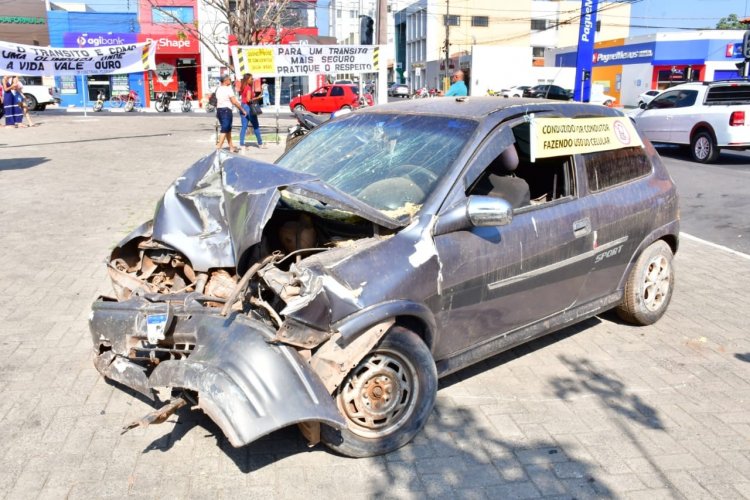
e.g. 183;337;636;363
63;32;137;48
593;42;655;66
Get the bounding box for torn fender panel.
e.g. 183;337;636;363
148;314;345;447
150;152;401;272
94;350;153;400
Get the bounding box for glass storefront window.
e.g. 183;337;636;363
655;66;702;90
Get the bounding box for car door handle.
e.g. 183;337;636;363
573;217;591;238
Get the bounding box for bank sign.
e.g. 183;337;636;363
63;32;138;48
232;44;381;77
556;42;656;68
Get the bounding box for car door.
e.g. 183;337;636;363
328;85;346;111
663;89;699;144
431;123;595;360
307;86;330;113
634;90;681;143
573;145;669;306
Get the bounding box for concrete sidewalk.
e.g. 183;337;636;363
1;112;749;499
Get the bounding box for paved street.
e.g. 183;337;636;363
1;110;749;499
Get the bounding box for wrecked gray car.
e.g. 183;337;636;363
91;98;679;457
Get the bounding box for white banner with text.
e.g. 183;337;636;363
0;40;156;76
232;44;381;77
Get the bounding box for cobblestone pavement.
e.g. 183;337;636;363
1;112;749;499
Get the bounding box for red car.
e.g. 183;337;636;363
289;84;373;113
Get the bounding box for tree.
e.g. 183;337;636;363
149;0;300;71
716;13;745;30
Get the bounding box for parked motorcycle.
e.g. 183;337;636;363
181;90;193;113
93;90;105;112
285;109;328;152
155;92;172;112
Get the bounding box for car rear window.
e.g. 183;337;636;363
706;84;750;105
583;146;652;192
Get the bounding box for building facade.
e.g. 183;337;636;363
47;7;143;108
393;0;631;94
549;30;747;107
0;0;50;46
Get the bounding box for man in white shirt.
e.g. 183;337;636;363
215;74;246;153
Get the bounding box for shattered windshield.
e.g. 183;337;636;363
276;113;477;218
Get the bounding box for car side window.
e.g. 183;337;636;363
312;87;328;97
467;122;575;210
673;90;698;108
583;147;652;192
330;86;345;97
649;90;681;109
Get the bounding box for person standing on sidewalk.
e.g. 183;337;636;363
261;79;270;106
238;74;265;149
215;74;246;153
2;75;25;127
445;70;468;97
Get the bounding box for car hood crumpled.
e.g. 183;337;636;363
149;151;401;271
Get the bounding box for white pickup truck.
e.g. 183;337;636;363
630;81;750;163
18;77;61;111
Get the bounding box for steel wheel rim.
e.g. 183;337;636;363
695;136;710;160
642;254;670;311
338;348;418;438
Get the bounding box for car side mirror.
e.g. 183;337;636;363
434;196;513;236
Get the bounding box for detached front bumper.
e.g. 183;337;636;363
90;295;345;447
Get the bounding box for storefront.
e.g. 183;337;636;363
58;32;147;108
138;33;201;106
0;4;50;46
549;31;745;107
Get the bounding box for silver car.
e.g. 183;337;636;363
389;83;410;98
91;98;679;458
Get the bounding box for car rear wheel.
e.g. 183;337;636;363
616;240;674;326
340;105;352;111
24;95;38;111
293;104;306;113
691;131;719;163
321;327;437;458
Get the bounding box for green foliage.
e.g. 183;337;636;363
716;13;745;30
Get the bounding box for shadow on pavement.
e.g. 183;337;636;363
735;353;750;363
1;133;173;149
0;157;50;171
551;356;663;430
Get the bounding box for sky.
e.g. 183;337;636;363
629;0;750;36
77;0;750;39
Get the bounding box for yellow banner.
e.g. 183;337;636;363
530;116;643;161
237;47;275;75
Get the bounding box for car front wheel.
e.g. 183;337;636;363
293;104;306;113
616;240;674;325
321;327;437;458
691;131;719;163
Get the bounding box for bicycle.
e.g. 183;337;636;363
109;89;140;112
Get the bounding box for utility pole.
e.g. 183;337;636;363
377;0;387;45
376;0;388;105
444;0;450;92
